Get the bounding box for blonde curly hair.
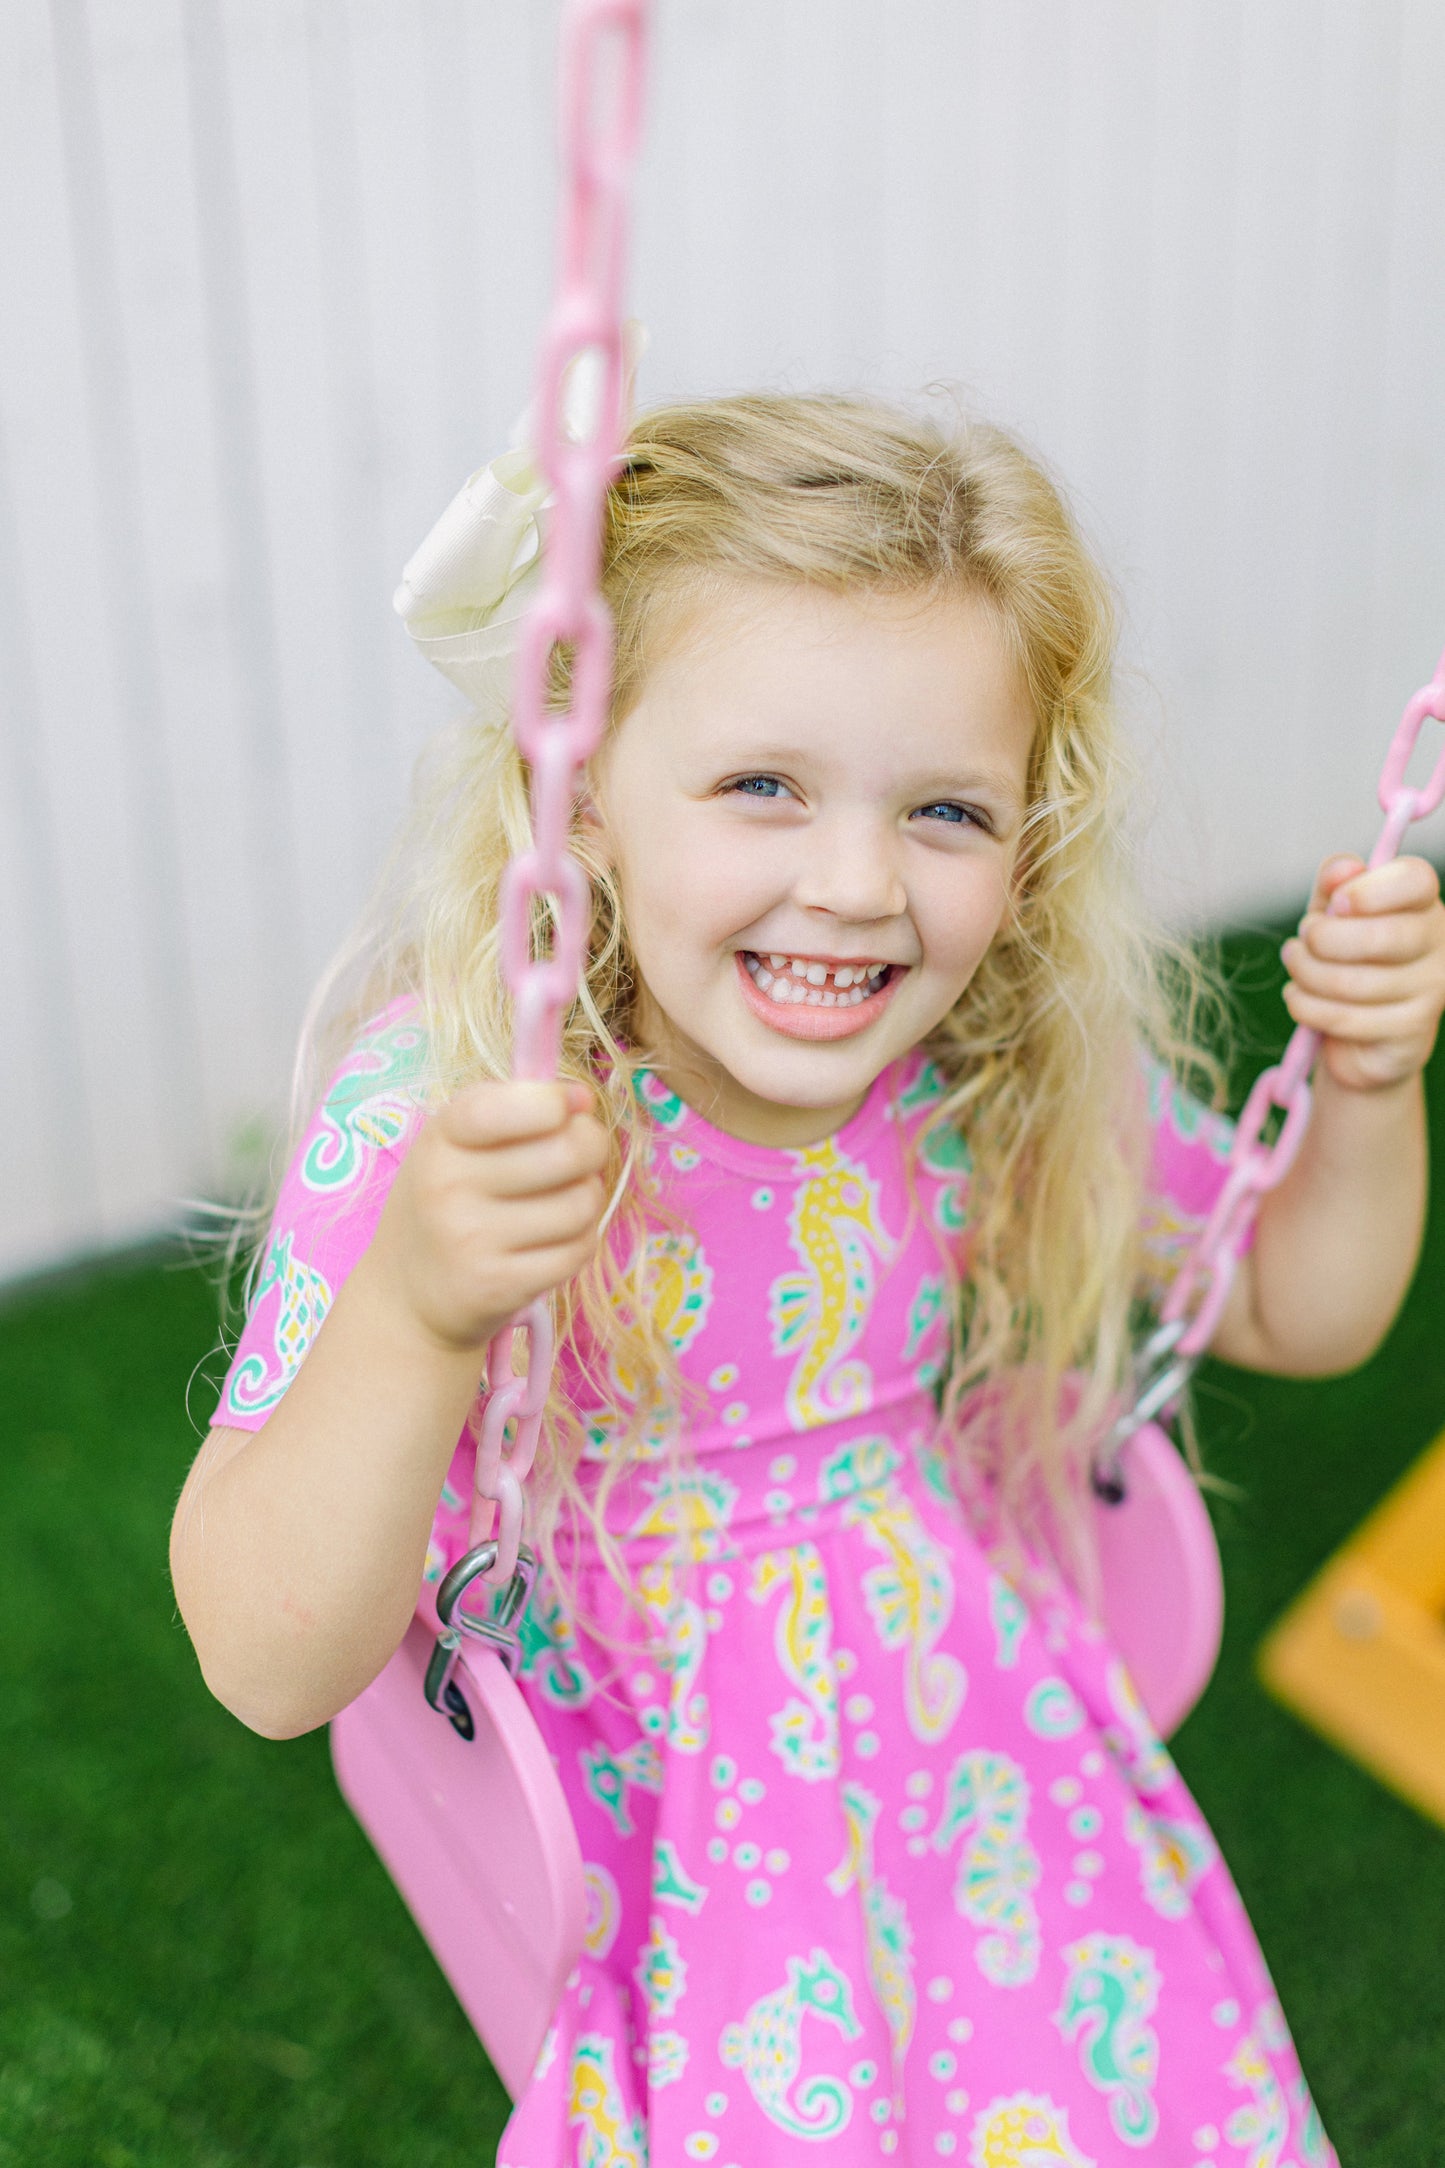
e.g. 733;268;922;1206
290;391;1231;1610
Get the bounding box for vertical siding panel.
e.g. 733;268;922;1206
221;0;375;983
0;6;101;1273
178;0;308;1117
46;0;208;1210
0;408;101;1273
3;0;197;1254
1297;4;1405;853
301;0;402;857
1128;0;1247;922
1368;0;1445;743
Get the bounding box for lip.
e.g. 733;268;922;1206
733;951;906;1041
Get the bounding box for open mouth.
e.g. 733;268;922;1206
742;952;894;1008
734;950;905;1040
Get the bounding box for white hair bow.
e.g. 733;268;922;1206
394;329;646;723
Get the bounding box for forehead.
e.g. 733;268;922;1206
617;578;1035;783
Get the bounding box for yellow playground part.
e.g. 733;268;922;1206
1258;1424;1445;1830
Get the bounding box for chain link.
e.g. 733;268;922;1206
1096;653;1444;1489
1120;650;1445;1443
459;0;651;1605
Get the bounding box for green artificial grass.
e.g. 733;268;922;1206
3;903;1443;2166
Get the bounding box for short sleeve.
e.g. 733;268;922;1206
1137;1055;1251;1308
215;1001;429;1430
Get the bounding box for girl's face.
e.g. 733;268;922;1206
590;580;1036;1147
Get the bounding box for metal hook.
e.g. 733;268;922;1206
422;1541;541;1736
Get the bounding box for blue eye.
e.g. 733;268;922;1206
913;800;991;832
729;774;790;799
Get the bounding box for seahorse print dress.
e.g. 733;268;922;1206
218;1007;1337;2168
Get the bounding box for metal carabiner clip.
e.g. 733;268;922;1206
1091;1317;1197;1505
422;1540;540;1738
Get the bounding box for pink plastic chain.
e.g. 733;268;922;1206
1160;649;1445;1369
469;0;651;1591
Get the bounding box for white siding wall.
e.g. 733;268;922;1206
2;0;1443;1278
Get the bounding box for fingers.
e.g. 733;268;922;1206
439;1078;594;1149
1288;860;1444;967
1311;852;1441;920
1281;931;1441;1001
1282;978;1437;1043
490;1172;608;1255
1308;854;1365;917
1283;857;1445;1082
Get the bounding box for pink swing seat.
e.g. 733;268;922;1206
331;1558;585;2101
331;1414;1223;2096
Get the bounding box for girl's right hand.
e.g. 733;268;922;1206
364;1080;610;1354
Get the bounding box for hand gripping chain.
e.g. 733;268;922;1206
1096;649;1445;1495
425;0;651;1718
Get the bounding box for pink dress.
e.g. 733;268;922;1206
219;1006;1336;2168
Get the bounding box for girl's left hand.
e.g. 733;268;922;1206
1280;852;1445;1091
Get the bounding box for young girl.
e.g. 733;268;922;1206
172;395;1443;2166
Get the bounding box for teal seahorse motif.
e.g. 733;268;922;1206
578;1737;664;1838
826;1783;915;2108
897;1057;948;1116
632;1066;689;1129
903;1273;949;1387
225;1231;332;1418
651;1838;707;1916
516;1580;594;1708
914;1436;961;1511
750;1544;839;1781
719;1947;861;2141
1055;1935;1161;2147
988;1571;1030;1670
933;1750;1041;1985
917;1113;972;1235
301;1015;428;1191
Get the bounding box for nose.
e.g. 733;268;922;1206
792;809;907;926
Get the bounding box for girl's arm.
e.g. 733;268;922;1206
170;1080;607;1739
1206;852;1443;1378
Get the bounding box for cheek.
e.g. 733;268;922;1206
923;863;1011;975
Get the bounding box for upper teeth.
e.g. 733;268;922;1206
742;954;891;1006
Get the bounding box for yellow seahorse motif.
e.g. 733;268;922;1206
750;1544;839;1781
769;1141;899;1429
610;1228;714;1402
826;1782;914;2109
567;2034;648;2167
969;2092;1096;2168
627;1469;737;1757
635;1560;709;1753
844;1484;967;1744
